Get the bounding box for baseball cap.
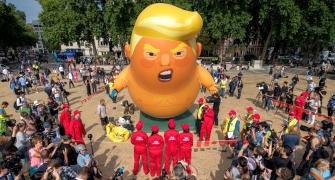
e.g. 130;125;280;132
136;121;144;130
246;106;254;111
204;105;209;110
181;123;189;130
289;110;295;116
73;110;82;116
228;110;237;116
197;98;204;104
168;119;176;129
63;104;69;108
253;113;261;120
151;125;159;133
76;144;86;152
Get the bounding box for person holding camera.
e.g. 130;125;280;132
252;122;268;147
199;105;214;142
164;119;179;173
130;121;149;175
41;159;77;180
148;125;164;177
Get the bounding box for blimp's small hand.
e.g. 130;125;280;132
109;89;118;98
208;85;218;94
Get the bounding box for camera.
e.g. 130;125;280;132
2;148;24;176
88;134;93;141
5;119;16;128
112;166;124;180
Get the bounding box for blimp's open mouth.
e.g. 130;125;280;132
158;69;173;82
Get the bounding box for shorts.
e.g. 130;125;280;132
100;117;108;126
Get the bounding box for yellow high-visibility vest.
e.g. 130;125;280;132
223;117;238;134
108;82;114;90
285;118;298;133
242;114;253;130
197;104;205;120
220;79;227;88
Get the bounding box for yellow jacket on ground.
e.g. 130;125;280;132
106;123;130;142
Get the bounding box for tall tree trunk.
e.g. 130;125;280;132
260;20;274;61
91;36;98;57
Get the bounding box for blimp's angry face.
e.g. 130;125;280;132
126;37;201;92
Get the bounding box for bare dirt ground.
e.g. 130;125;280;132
1;68;334;179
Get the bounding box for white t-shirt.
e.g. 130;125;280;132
59;66;64;72
68;72;73;80
2;69;8;75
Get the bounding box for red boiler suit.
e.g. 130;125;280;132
164;129;179;172
59;110;71;135
148;134;164;177
200;109;214;141
179;132;193;164
130;130;149;175
69;118;86;144
293;96;305;121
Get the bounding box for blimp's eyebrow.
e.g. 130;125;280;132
170;43;187;54
144;43;160;53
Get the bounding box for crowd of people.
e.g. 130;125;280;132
0;61;125;180
193;64;335;180
1;58;335;179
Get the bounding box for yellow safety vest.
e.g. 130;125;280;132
223;117;238;134
242;114;253;130
106;123;130;142
285;118;298;133
220;79;227;88
108;82;114;90
197;104;205;120
0;115;9;134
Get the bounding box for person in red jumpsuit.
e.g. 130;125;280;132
293;92;307;121
164;119;179;173
199;105;214;142
179;123;193;173
130;121;149;175
148;125;164;177
59;103;71;135
69;110;86;145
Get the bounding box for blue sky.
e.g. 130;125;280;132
7;0;42;23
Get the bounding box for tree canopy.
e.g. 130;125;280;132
39;0;335;60
0;3;36;49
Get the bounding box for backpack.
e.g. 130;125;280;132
13;98;22;110
327;96;335;109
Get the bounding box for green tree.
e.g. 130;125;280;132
296;0;335;61
0;3;36;50
245;0;302;61
39;0;104;55
196;0;252;59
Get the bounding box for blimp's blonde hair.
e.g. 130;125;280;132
130;3;203;55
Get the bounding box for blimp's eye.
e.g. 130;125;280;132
173;48;186;59
144;51;158;60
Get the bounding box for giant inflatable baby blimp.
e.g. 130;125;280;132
110;3;217;118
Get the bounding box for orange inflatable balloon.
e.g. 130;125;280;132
111;3;217;118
